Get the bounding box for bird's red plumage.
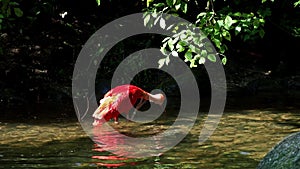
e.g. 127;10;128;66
93;84;148;125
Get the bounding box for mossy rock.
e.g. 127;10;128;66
257;132;300;169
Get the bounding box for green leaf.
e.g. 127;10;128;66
166;0;173;6
176;42;185;52
199;57;206;64
167;39;174;50
184;50;192;61
213;38;221;49
154;15;160;25
217;20;223;28
190;59;197;68
180;33;187;40
173;36;179;43
233;12;241;17
167;24;174;30
194;36;203;46
153;3;165;7
165;56;170;65
197;12;207;18
194;54;201;59
179;40;188;46
144;14;151;27
173;0;177;5
188;44;195;51
152;12;158;18
175;4;181;10
259;18;265;23
200;50;207;57
97;47;104;54
162;37;170;43
206;46;214;53
294;1;300;7
224;15;233;30
171;50;178;57
235;26;242;35
9;2;19;6
259;29;265;38
207;54;216;62
253;19;260;29
221;57;227;65
14;8;23;17
182;3;188;13
159;17;166;29
147;0;154;7
219;45;227;54
158;58;165;68
160;45;168;55
214;29;220;36
96;0;101;6
222;30;231;41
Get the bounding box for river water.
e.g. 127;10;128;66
0;108;299;169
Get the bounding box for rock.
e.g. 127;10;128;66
257;132;300;169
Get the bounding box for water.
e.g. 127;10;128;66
1;109;300;169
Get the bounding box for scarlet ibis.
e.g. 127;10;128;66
93;84;165;126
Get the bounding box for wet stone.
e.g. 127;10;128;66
257;132;300;169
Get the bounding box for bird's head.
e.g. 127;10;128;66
149;93;165;106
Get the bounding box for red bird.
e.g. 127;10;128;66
93;84;165;126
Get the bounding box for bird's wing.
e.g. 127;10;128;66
93;94;120;119
93;92;128;119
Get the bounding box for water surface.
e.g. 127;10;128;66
1;109;299;168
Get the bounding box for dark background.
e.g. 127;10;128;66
0;0;299;120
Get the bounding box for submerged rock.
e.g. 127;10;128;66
257;132;300;169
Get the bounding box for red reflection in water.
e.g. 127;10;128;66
92;155;128;160
92;124;129;156
92;153;137;167
94;161;136;168
91;125;137;167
